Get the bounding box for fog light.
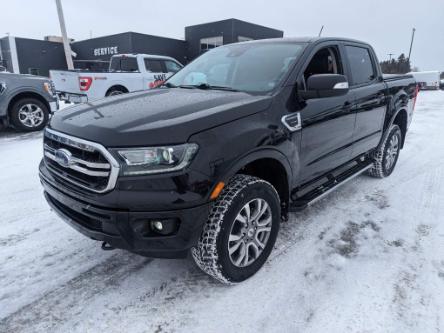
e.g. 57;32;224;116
151;220;163;231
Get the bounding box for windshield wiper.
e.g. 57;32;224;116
160;82;178;88
178;83;239;92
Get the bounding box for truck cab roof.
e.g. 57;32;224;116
111;53;179;62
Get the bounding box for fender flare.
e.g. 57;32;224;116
379;107;408;149
105;84;129;96
215;147;294;198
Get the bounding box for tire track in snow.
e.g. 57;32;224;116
0;253;153;333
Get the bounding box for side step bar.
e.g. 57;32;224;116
289;161;373;212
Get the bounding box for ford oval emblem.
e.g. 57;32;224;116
54;148;73;168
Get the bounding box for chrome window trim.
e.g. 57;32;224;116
44;128;120;193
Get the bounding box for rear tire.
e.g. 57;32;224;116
105;87;127;97
192;174;280;284
9;98;49;132
367;124;402;178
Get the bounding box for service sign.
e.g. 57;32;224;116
93;46;119;57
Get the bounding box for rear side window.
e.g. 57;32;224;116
345;46;376;85
110;57;139;72
145;59;164;73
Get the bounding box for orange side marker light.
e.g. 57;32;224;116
210;182;225;200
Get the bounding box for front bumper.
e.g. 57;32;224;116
57;92;88;104
41;174;210;258
49;100;59;113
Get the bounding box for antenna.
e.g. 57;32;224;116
318;25;324;37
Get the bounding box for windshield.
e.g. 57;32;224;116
167;42;305;94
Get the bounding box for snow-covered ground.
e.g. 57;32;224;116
1;91;443;333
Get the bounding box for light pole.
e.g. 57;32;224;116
408;28;416;61
388;53;394;61
55;0;74;70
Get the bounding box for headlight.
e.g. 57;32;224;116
113;143;199;175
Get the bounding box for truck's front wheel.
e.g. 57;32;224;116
10;98;49;132
192;175;280;284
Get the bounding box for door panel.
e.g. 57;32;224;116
297;43;356;183
351;82;387;156
299;94;355;182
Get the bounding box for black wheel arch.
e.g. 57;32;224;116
106;85;129;96
215;148;293;212
380;107;409;150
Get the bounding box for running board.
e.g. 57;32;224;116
289;162;373;212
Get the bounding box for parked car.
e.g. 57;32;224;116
39;37;418;284
407;70;440;90
0;72;58;131
50;54;183;103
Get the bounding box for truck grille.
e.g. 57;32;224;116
43;128;120;193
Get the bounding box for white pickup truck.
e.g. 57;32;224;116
50;54;183;103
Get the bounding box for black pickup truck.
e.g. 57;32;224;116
39;37;418;284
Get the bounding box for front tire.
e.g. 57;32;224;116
10;98;49;132
367;124;402;178
192;175;280;284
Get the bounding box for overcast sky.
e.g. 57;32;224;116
1;0;443;70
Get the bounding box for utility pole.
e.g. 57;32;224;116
55;0;74;70
388;53;394;61
318;25;324;37
408;28;416;61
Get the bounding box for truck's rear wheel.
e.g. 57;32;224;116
367;124;402;178
192;175;280;284
106;87;127;97
10;98;49;131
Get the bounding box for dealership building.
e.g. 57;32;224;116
0;19;283;77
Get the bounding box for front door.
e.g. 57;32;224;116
297;44;356;183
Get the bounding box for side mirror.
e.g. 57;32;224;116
300;74;349;99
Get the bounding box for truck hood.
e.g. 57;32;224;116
49;88;272;147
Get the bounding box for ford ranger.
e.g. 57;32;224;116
39;37;418;284
50;54;183;103
0;72;58;131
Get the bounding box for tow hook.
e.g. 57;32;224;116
101;242;115;251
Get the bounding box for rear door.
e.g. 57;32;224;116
297;42;356;182
144;58;167;88
344;44;387;157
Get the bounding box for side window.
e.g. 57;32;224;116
345;46;376;86
145;59;164;73
164;60;182;73
119;57;139;72
304;46;343;82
